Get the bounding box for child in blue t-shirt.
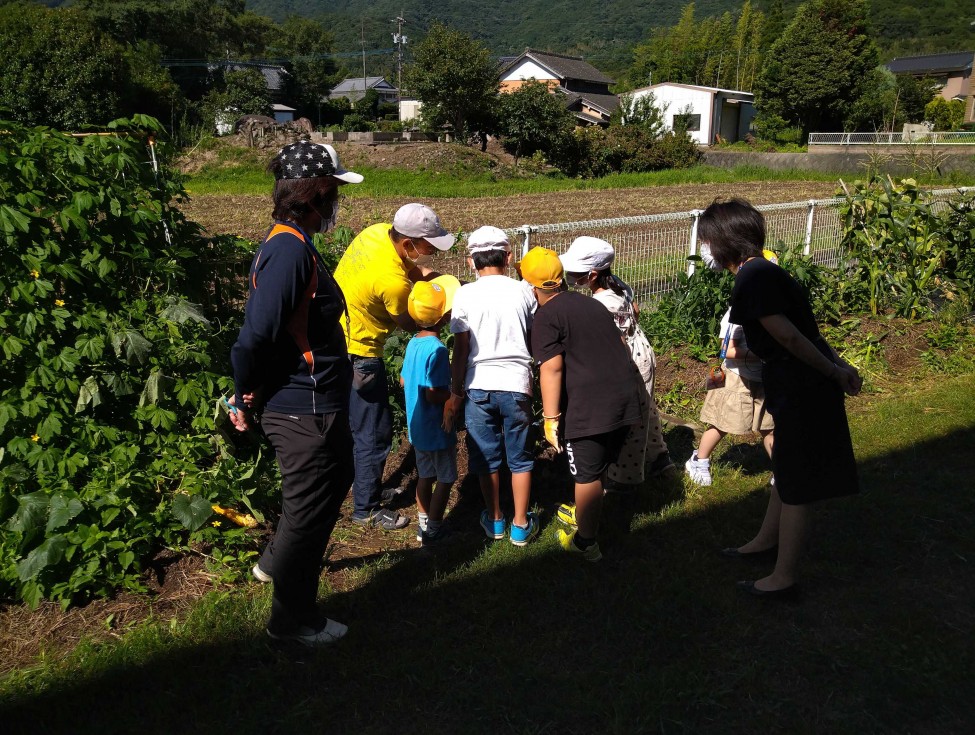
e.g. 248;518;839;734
401;275;461;545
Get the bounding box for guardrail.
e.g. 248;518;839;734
809;131;975;145
424;187;974;303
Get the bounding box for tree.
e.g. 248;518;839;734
614;92;667;138
845;67;901;132
925;97;965;131
896;75;939;124
755;0;879;139
845;69;938;132
404;23;499;142
198;67;270;130
627;1;765;92
760;0;786;52
496;81;575;166
0;4;125;128
270;16;339;123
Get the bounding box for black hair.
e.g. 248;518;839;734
567;268;627;298
592;268;626;297
698;198;765;269
267;157;339;223
471;249;508;270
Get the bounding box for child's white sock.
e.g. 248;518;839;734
418;512;429;532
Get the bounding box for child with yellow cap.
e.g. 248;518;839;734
401;275;461;545
519;247;644;561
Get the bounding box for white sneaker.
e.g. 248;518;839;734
267;618;348;646
684;452;712;486
252;563;272;583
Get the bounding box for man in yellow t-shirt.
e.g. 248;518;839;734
335;203;455;530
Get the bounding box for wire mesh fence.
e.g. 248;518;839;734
422;187;972;303
809;131;975;145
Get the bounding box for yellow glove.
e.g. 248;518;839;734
543;415;562;452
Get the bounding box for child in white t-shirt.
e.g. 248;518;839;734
445;226;539;546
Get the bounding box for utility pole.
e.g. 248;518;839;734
361;19;367;105
392;12;408;105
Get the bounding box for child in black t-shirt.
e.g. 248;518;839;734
518;247;643;562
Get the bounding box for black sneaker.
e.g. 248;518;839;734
420;526;452;547
380;486;407;504
648;452;677;477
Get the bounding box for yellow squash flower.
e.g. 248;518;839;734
55;299;65;307
31;434;40;442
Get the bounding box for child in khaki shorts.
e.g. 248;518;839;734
685;307;773;486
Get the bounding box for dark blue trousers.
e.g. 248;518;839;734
348;356;393;520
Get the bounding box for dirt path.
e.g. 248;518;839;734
181;180;839;243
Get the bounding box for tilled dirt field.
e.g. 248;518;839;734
181;180;840;243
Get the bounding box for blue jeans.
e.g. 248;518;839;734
464;389;535;475
349;356;393;519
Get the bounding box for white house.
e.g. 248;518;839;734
629;83;755;145
398;98;423;125
499;49;618;126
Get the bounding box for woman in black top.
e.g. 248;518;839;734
699;198;862;599
230;140;362;644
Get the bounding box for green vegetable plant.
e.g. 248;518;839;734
0;116;277;607
838;177;975;318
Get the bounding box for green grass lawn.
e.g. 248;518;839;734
2;373;974;733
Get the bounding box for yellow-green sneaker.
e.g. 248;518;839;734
556;503;577;528
557;528;602;562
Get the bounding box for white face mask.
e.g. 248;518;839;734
699;243;722;272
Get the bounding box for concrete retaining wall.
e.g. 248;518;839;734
312;131;438;144
702;150;975;176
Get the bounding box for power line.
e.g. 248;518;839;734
160;49;395;67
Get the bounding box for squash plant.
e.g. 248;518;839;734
0;116;277;607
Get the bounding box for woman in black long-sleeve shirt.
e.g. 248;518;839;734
229;140;362;644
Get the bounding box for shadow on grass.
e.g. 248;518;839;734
3;406;975;734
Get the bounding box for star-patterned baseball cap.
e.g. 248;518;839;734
274;140;363;183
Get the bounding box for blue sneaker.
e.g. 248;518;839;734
479;510;506;540
509;512;539;547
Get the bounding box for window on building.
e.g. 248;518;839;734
673;113;701;132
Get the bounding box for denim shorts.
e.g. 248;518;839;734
415;447;458;484
464;389;535;475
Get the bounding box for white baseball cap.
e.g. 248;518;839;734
466;226;510;254
559;236;615;273
392;203;455;251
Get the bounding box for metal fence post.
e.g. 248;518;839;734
804;200;816;256
688;209;703;277
518;226;532;258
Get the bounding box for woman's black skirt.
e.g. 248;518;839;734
762;342;859;505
